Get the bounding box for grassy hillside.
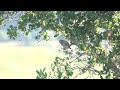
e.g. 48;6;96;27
0;42;64;79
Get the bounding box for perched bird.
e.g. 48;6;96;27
59;40;71;50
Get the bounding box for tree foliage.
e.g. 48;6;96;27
1;11;120;79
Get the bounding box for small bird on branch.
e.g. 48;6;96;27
59;40;71;50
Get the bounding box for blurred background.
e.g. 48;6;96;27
0;26;66;78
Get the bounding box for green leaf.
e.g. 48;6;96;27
57;68;63;79
36;70;41;76
25;32;29;35
43;20;46;26
19;18;23;22
36;76;40;79
80;44;85;51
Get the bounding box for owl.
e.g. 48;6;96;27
59;40;71;50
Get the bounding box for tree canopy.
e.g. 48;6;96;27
1;11;120;79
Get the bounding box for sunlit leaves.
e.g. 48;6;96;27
7;25;18;40
34;11;120;78
43;20;47;26
19;18;23;23
42;31;49;41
